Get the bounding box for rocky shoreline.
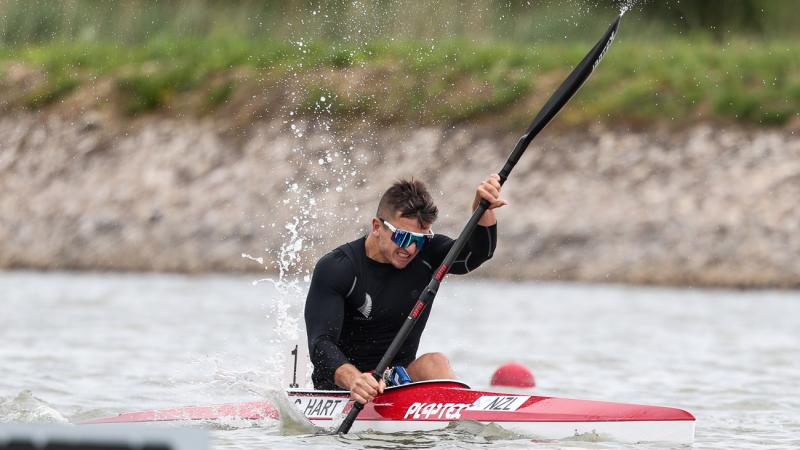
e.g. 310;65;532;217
2;112;799;287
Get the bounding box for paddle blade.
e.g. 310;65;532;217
500;14;621;180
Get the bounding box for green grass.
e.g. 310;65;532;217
1;34;799;127
23;75;79;108
204;80;236;111
2;0;799;127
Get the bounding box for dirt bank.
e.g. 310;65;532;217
1;111;799;287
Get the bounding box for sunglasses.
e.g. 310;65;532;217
380;218;434;251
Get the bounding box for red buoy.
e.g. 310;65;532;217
491;362;535;388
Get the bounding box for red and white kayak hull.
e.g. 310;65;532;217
81;381;695;444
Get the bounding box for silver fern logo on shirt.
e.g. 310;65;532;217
357;293;373;319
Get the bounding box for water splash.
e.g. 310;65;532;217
617;0;641;16
197;391;317;434
0;391;68;424
206;362;274;398
264;390;318;435
239;2;379;391
241;253;264;265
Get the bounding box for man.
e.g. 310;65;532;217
305;174;505;404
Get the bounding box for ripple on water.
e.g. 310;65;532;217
719;398;782;411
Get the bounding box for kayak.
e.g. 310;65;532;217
81;380;695;443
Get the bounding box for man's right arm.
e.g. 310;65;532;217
304;251;384;402
305;252;352;384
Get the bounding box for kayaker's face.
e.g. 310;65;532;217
375;213;431;269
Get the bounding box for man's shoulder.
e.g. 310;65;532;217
424;233;454;253
310;239;364;294
316;246;348;268
430;234;453;245
315;238;364;273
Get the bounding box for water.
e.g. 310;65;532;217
1;271;799;449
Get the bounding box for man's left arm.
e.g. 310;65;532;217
447;174;506;274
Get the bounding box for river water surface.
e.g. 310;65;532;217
1;271;798;449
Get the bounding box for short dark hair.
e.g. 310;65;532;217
377;178;438;227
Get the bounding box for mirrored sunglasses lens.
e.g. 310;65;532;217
391;230;409;248
390;228;429;250
404;234;426;250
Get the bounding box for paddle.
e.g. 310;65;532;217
336;13;622;434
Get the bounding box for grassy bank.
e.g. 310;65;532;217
2;1;799;127
2;34;798;128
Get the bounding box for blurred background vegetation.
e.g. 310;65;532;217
1;0;798;127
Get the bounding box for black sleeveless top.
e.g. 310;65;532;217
304;225;497;389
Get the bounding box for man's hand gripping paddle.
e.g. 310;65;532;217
336;13;622;434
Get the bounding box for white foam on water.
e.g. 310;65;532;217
0;391;69;424
204;416;280;431
446;420;527;441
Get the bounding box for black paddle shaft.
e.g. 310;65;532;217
336;14;621;434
